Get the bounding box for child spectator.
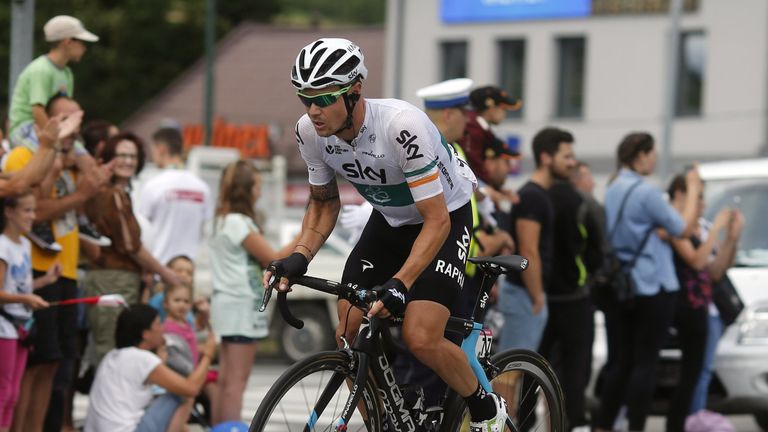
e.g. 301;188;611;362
0;191;60;431
149;255;196;323
209;160;297;424
85;304;215;432
162;283;201;431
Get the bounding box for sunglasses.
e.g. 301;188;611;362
296;85;351;108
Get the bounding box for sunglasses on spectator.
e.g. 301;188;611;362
296;85;351;108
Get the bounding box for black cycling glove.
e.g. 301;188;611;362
267;253;309;287
373;278;408;317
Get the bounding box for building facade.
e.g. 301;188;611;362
384;0;768;172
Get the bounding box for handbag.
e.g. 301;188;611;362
711;273;744;326
593;180;653;304
0;308;37;348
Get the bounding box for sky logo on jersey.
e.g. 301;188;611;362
395;130;424;161
342;159;387;184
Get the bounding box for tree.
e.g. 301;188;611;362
0;0;283;125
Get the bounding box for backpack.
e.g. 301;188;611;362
591;181;653;306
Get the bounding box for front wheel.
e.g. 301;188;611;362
441;349;566;432
249;350;383;432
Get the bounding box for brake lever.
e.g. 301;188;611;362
259;272;277;312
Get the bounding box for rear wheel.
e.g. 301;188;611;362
441;349;566;432
249;350;382;432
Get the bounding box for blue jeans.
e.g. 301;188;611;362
497;281;548;351
135;393;183;432
690;312;723;413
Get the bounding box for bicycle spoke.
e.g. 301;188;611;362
278;402;292;432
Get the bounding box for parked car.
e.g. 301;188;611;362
589;158;768;430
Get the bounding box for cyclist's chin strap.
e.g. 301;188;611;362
332;92;360;136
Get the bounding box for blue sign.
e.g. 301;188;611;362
441;0;592;23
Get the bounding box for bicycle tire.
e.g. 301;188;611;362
249;350;383;432
440;349;566;432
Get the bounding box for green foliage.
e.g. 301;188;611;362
0;0;384;125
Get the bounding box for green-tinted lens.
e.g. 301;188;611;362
297;86;351;108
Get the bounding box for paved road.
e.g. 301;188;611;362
74;361;762;431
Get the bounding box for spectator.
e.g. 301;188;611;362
209;160;297;424
6;96;111;432
83;132;180;366
0;191;59;432
81;120;118;159
595;133;702;432
149;255;197;322
7;15;96;155
689;197;744;416
498;127;575;351
162;283;211;432
7;16;108;251
0;117;68;198
538;142;600;431
137;127;212;266
457;85;521;211
666;175;740;431
84;304;215;432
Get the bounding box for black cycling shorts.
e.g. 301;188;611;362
341;201;473;310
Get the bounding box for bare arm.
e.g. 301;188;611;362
709;211;744;281
131;247;179;285
0;262;48;309
34;160;113;222
672;209;730;270
147;355;212;398
242;232;300;268
290;179;341;261
679;168;703;238
34;189;91;222
31;105;48;129
0;144;57;198
475;229;515;257
393;194;450;289
516;218;545;314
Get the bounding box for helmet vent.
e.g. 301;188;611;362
309;40;324;54
316;49;346;77
333;57;359;76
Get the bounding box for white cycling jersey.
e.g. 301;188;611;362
296;98;476;227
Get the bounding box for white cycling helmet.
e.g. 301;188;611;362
291;38;368;90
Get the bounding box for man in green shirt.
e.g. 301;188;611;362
7;16;110;252
9;15;97;154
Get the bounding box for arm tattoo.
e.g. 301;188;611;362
309;178;340;203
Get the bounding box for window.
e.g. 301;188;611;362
498;39;526;119
441;41;468;80
676;31;705;116
555;37;586;118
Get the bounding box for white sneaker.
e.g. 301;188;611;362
469;392;509;432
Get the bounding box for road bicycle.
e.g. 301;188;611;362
249;255;565;431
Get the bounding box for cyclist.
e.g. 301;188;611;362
263;38;509;431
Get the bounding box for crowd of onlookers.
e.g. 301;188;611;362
338;76;746;432
449;104;745;432
0;13;748;432
0;14;297;432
